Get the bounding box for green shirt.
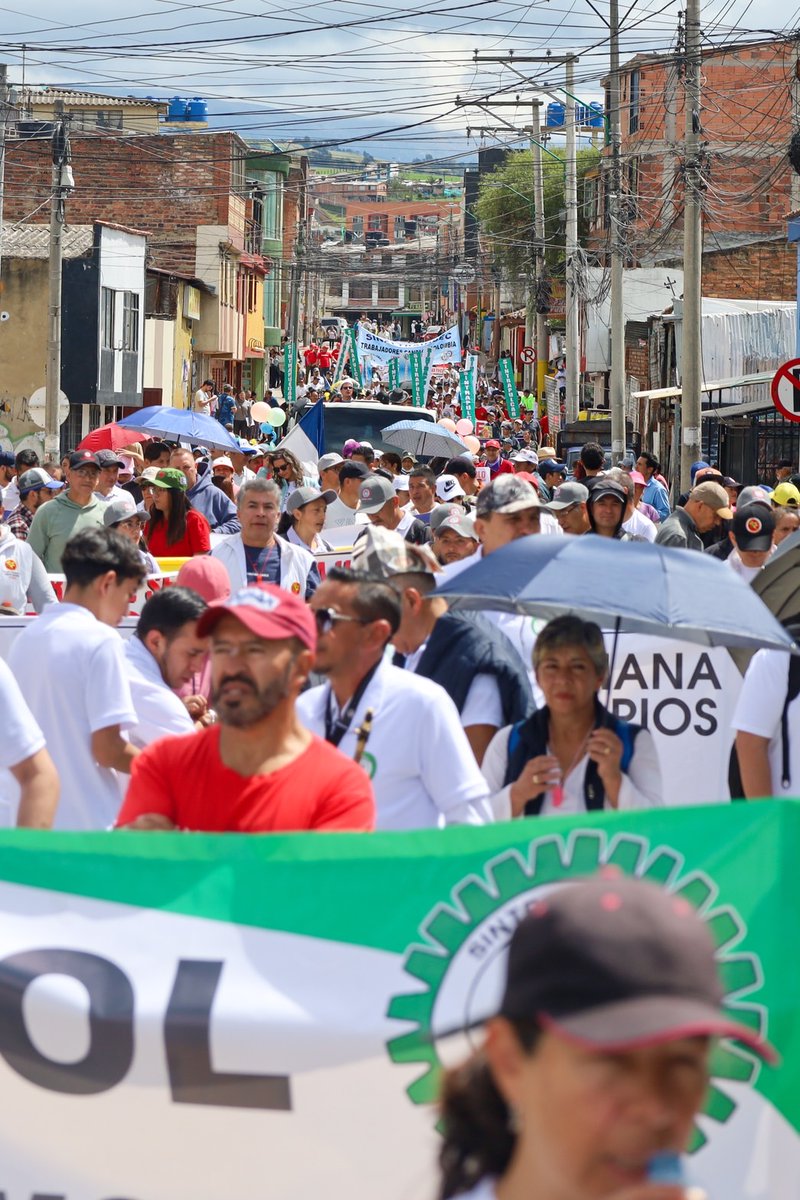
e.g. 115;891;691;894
27;493;105;573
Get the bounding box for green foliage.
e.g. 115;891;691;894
474;146;600;279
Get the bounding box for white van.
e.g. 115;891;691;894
295;400;437;456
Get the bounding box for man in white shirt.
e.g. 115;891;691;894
733;645;800;798
298;566;494;830
0;658;59;828
193;378;215;415
323;461;370;530
212;477;315;597
230;445;258;492
8;526;145;829
123;586;210;750
94;449;129;504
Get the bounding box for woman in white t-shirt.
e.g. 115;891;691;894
435;875;773;1200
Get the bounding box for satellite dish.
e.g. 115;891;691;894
27;387;70;429
451;263;476;286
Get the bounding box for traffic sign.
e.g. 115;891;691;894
519;346;536;365
451;263;476;286
26;387;70;430
771;358;800;423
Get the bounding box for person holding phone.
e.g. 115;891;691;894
481;615;663;818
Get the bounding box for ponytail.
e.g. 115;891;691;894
437;1020;539;1200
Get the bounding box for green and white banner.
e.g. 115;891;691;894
409;346;433;407
498;354;520;418
387;357;400;391
0;804;796;1199
459;352;479;423
283;342;298;408
345;327;363;387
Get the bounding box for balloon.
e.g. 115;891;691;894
260;422;272;434
251;401;270;422
464;436;481;453
438;417;457;431
267;408;287;427
456;418;474;436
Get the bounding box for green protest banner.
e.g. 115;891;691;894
283;342;297;408
346;327;364;387
498;354;520;418
409;348;426;406
388;357;400;390
0;804;795;1199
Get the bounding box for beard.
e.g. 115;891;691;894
211;662;294;728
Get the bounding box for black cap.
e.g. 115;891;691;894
732;503;775;552
587;479;628;506
498;874;775;1062
339;461;370;481
68;450;101;470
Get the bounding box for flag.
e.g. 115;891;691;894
0;804;794;1198
276;398;325;465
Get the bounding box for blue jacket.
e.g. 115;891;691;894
217;394;236;426
188;465;240;534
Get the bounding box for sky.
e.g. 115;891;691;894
0;0;795;162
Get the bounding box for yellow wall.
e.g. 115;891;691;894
245;273;266;358
0;259;50;455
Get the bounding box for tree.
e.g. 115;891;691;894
474;146;600;282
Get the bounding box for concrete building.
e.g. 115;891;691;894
15;87;168;134
0;222;147;456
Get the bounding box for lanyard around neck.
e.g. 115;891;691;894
324;662;381;748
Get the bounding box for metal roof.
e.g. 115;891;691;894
20;87;167;110
630;370;774;401
1;223;94;259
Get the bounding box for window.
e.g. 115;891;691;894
101;287;115;350
352;216;364;238
349;278;372;300
378;282;398;301
629;68;640;134
394;215;405;241
122;293;139;352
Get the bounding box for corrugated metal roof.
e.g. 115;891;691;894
1;224;94;259
21;88;167;110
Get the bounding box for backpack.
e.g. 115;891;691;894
729;649;800;799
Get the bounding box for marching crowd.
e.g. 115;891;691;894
0;369;798;835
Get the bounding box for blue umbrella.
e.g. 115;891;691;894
437;534;797;652
382;419;467;459
116;407;241;452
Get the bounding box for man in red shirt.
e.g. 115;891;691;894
481;439;515;478
116;584;375;832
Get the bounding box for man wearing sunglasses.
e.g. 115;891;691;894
117;584;375;832
298;559;494;831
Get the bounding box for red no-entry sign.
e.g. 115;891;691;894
771;358;800;423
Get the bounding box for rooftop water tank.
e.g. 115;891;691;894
187;98;208;122
167;96;188;121
587;102;604;128
545;102;565;128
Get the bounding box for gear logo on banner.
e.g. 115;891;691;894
385;830;767;1152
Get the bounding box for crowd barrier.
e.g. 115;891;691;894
0;802;794;1199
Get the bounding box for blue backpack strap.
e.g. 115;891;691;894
507;718;526;763
608;713;638;773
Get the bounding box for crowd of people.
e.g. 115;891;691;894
0;373;797;836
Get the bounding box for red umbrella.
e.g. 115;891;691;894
76;422;154;453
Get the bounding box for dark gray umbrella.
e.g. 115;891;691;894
436;534;796;652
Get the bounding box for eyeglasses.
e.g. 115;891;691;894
273;462;289;473
314;607;371;635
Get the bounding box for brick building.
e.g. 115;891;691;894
3;129;269;395
338;198;461;244
587;38;797;287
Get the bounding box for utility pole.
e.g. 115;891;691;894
0;65;9;287
531;102;548;406
46;104;71;461
680;0;703;493
564;55;580;423
608;0;626;463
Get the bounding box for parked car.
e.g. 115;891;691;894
293;400;437;456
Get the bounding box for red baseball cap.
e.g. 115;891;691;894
484;439;501;449
197;583;316;652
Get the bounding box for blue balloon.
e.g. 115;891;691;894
260;422;272;434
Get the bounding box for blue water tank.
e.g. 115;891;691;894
168;96;188;121
545;102;565;128
188;97;208;122
587;102;604;127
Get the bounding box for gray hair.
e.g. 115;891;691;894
532;615;608;678
237;477;281;508
605;468;634;501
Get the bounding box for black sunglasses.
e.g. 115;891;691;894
314;608;371;635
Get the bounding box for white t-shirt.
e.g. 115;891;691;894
0;658;46;825
297;660;494;830
732;649;800;795
2;477;19;516
482;722;664;820
623;507;657;543
324;496;369;530
8;603;138;829
123;635;195;751
193;388;212;415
